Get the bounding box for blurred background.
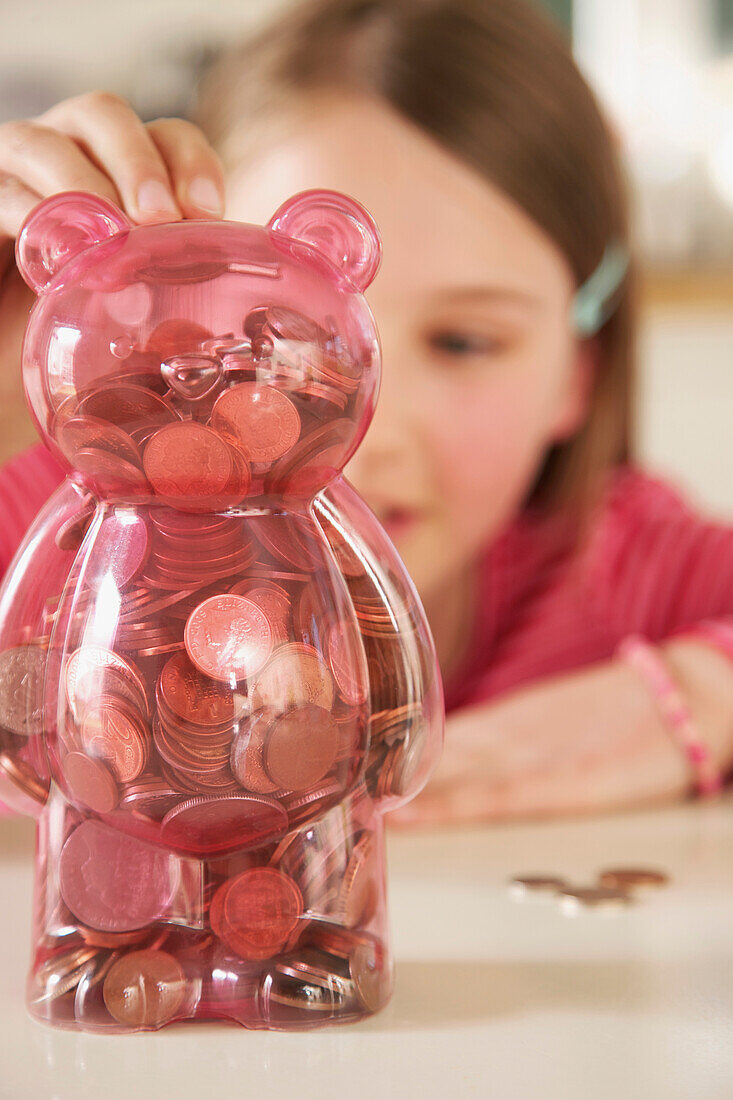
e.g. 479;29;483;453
0;0;730;516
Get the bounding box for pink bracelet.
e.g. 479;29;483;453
617;634;722;798
687;619;733;666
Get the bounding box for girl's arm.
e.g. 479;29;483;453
390;635;733;825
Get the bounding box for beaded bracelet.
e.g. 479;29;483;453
617;634;722;798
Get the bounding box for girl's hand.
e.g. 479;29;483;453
0;91;226;460
388;639;733;826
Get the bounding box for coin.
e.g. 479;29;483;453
59;819;180;931
143;421;232;498
158;651;238;726
74;447;150;493
252;644;335;711
83;511;149;590
263;705;339;792
145;318;214;357
160;792;287;855
0;750;49;811
0;644;46;736
60;751;119;813
230;708;280;794
509;875;567;896
339;833;378;927
56;415;141;467
558;887;633;911
103;949;186;1028
78;382;178;431
211;382;301;462
350;940;388;1012
598;868;669;890
215;867;303;961
327;620;368;705
184;594;273;683
55;503;96;552
65;646;146;720
80;703;149;783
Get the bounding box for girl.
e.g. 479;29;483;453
0;0;731;823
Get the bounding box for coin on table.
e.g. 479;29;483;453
103;949;186;1028
558;886;633;912
509;875;567;898
598;867;669;890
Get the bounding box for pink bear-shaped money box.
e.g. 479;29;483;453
0;189;443;1031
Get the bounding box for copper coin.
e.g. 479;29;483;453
74;448;150;492
0;750;49;811
327;621;368;706
264;705;339;792
0;644;46;736
103;949;186;1028
339;834;378;927
55;504;95;552
80;704;149;783
65;646;146;720
220;867;303;960
265;419;351;497
229;580;291;641
56;414;141;467
598;868;669;890
61;751;119;813
158;651;237;726
145;318;213;357
78;383;178;431
349;940;388;1012
74;662;148;720
211;382;301;462
252;644;335;711
59;819;180;932
185;594;273;683
84;511;149;590
32;947;99;1004
558;887;633;910
143;422;232;498
160;792;287;855
509;875;567;895
248;514;323;571
230;708;279;794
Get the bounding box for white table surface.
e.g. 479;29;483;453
1;797;732;1100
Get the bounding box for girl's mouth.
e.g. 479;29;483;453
381;508;419;542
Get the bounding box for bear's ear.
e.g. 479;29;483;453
267;189;381;292
15;190;130;294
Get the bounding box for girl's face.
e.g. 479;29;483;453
225;94;589;600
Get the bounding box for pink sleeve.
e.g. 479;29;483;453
0;445;64;817
0;444;66;578
596;475;733;642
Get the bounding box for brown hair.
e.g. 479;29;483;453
191;0;636;514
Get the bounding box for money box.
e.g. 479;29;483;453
0;189;443;1031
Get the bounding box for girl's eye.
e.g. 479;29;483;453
427;330;505;358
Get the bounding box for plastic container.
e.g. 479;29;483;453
0;188;444;1032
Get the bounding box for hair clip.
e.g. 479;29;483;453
571;242;629;337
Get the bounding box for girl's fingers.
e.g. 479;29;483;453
35;91;182;224
145;117;225;219
0;170;43;249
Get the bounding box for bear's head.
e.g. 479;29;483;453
16;189;382;505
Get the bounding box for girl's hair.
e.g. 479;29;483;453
191;0;636;513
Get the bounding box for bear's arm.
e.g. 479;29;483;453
0;479;90;814
312;476;444;804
